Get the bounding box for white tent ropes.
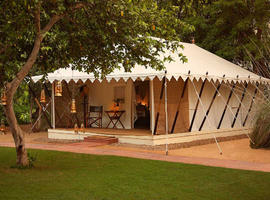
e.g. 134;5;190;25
31;42;270;154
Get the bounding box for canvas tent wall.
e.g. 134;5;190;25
32;42;270;134
187;79;262;131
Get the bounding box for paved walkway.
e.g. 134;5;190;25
1;142;270;172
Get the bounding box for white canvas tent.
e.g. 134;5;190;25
32;42;269;84
31;42;270;147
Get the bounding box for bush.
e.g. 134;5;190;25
250;102;270;149
0;81;31;125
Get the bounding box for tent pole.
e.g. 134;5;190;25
83;95;88;128
231;82;248;128
44;83;60;122
63;81;80;125
242;84;258;126
150;79;155;135
51;82;56;129
28;84;52;128
29;84;33;128
189;78;207;132
153;77;165;135
171;78;188;133
217;83;235;129
199;80;222;131
164;71;168;156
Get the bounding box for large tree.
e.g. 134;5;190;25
0;0;191;166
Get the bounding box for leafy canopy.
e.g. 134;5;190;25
0;0;192;87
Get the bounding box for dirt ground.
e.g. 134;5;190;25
1;130;269;164
168;139;270;164
0;131;49;143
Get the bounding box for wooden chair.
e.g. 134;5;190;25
87;106;103;128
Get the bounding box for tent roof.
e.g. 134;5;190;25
32;42;270;84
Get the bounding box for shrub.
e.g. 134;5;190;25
10;152;37;169
250;102;270;149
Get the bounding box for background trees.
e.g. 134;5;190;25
179;0;269;76
159;0;269;76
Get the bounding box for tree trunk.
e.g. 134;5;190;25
4;35;42;166
2;6;82;166
5;101;28;166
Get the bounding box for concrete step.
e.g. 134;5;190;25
83;136;118;145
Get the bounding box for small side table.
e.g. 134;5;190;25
105;110;125;129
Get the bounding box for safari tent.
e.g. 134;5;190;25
31;42;270;146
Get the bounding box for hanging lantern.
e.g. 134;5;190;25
0;120;5;132
40;89;46;103
55;81;62;97
121;10;124;17
0;91;7;106
71;99;77;113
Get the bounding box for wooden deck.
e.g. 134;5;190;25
49;127;250;146
58;128;152;136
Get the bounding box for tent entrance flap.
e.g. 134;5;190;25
134;80;150;129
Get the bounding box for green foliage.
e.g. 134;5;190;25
250;101;270;149
13;82;31;124
0;82;31;124
0;0;190;85
27;152;38;168
182;0;270;68
0;0;192;125
161;0;270;76
1;147;270;199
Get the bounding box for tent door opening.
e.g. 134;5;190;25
134;80;150;129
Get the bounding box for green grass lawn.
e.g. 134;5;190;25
0;147;269;200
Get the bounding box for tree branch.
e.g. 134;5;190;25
34;2;41;34
40;14;63;36
8;1;94;91
40;1;93;37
